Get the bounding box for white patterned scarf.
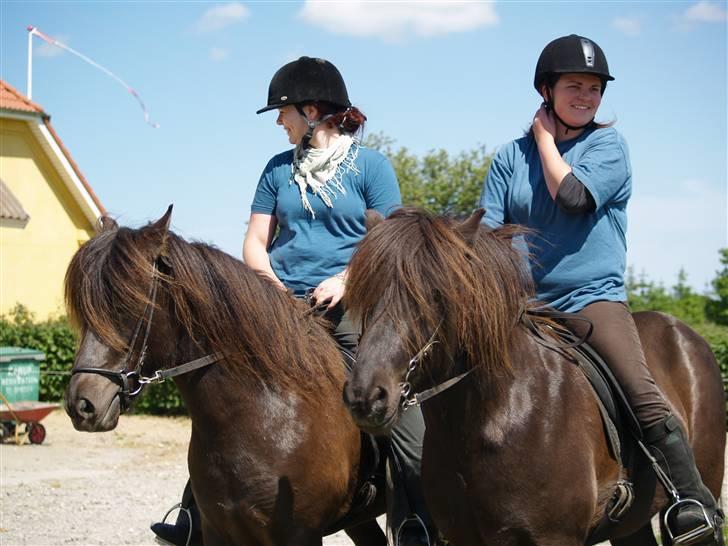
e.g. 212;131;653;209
292;135;360;218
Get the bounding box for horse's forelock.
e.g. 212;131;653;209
66;221;343;398
347;208;532;384
65;227;162;351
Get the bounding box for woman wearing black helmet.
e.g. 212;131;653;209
151;56;434;546
480;35;722;545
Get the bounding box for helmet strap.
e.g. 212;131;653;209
295;103;336;149
544;87;594;136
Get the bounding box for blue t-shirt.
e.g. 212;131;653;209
480;127;632;312
251;145;401;294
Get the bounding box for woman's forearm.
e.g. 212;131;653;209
243;238;285;288
536;136;572;200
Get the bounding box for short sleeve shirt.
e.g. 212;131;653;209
251;145;401;294
480;127;632;312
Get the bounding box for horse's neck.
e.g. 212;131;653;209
422;332;536;444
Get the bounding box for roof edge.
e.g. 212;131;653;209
31;120;105;226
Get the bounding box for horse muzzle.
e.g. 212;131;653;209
64;374;122;432
343;380;400;435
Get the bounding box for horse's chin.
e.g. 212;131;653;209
353;406;401;437
71;396;121;432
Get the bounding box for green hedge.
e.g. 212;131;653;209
1;305;726;418
0;306;186;415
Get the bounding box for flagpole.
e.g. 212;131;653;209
26;26;34;99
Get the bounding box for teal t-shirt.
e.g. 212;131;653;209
480;127;632;312
251;144;401;294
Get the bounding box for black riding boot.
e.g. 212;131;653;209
150;480;203;546
645;415;724;546
387;407;437;546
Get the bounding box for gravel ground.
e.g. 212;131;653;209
0;410;725;546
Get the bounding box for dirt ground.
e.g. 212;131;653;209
0;410;725;546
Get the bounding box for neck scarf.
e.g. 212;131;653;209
292;135;360;218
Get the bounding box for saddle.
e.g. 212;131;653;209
521;309;642;537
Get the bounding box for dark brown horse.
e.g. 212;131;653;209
343;207;725;546
63;208;386;546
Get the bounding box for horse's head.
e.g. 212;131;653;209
343;208;530;434
64;206;176;431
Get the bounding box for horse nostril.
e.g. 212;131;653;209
77;398;95;418
371;386;388;405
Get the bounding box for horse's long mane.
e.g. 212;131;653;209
346;208;534;380
65;221;343;396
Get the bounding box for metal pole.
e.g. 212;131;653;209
26;26;34;99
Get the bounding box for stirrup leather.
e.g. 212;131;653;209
663;499;718;546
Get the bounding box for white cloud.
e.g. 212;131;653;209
35;34;70;58
209;47;230;61
298;1;498;42
196;3;250;33
612;17;641;36
683;0;728;22
627;179;727;291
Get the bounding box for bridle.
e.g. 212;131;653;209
71;255;222;411
395;320;473;411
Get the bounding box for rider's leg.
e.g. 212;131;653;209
568;301;721;544
326;305;435;545
388;405;436;546
150;479;202;546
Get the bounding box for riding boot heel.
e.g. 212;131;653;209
644;415;722;546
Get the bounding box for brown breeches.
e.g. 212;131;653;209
564;300;671;429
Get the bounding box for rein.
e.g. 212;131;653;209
71;256;222;411
396;306;594;410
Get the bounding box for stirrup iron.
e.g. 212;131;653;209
157;502;193;546
663;499;718;546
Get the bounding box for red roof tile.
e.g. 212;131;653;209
0;80;46;115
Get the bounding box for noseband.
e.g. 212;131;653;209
71;255;221;411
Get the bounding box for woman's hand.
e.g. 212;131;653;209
533;103;557;143
312;273;346;310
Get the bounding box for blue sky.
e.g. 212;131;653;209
1;1;726;291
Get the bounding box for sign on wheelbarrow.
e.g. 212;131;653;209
0;346;44;402
0;347;58;445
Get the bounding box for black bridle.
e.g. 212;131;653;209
71;256;222;411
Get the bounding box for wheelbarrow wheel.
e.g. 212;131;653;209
28;422;46;444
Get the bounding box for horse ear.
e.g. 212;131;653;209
149;204;174;255
365;210;384;232
456;208;486;246
97;215;118;233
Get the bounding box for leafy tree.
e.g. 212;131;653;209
365;133;493;216
706;248;728;325
626;267;708;325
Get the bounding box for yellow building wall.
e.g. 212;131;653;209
0;118;96;320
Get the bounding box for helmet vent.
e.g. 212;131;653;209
580;38;595;68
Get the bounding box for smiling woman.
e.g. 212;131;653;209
480;33;723;545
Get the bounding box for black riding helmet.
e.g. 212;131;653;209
534;34;614;94
256;56;351;115
534;34;614;133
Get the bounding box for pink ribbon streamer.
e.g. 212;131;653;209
28;26;160;128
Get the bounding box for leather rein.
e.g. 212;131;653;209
396;307;594;410
71;256;222;411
